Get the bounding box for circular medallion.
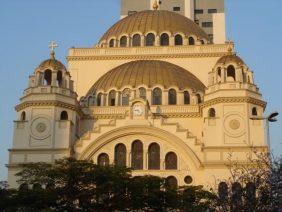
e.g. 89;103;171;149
223;113;245;137
229;119;240;130
36;123;47;133
30;117;51;140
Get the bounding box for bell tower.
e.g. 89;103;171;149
202;47;267;162
7;42;80;188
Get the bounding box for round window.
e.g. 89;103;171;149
184;176;193;184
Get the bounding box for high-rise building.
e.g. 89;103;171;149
121;0;225;43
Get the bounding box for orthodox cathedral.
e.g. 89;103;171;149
8;0;267;188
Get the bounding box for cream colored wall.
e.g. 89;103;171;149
68;44;232;97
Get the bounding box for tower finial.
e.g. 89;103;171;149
153;0;159;10
49;41;58;59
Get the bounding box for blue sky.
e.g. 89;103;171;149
0;0;281;181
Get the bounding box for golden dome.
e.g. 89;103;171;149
216;54;245;66
99;10;209;43
38;52;67;71
87;60;206;94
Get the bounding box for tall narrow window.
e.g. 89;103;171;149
208;108;216;118
120;36;127;47
114;144;127;167
97;153;109;166
152;88;162;105
20;111;26;121
109;39;115;47
44;69;52;85
139;87;146;100
165;152;177;170
168;89;177;105
146;33;155;46
108;90;116;106
160;33;169;46
174;34;183;45
231;182;243;210
131;140;143;170
184;91;190;105
148;143;160;170
218;182;228;202
188;37;195;45
252;107;258;116
132;34;141;46
197;94;202;104
97;93;102;106
217;67;222;83
227;65;236;81
60;111;68;120
122;89;130;106
57;71;62;87
166;176;178;190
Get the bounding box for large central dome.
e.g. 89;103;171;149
99;10;209;45
86;60;206;95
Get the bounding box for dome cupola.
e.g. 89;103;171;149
98;10;210;48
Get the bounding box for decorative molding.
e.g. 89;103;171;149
201;97;267;109
15;100;85;117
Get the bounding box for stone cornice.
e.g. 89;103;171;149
201;97;267;109
15;100;85;117
67;52;227;61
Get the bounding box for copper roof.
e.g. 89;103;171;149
87;60;206;95
99;10;209;42
216;54;245;66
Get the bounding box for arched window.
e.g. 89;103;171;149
148;143;160;170
246;182;256;204
152;88;162;105
196;94;202;104
227;65;236;81
160;33;169;46
19;183;28;192
44;69;52;85
139;87;146;100
218;182;228;202
175;34;183;45
217;67;222;83
122;89;130;106
168;89;177;105
165;152;177;170
166;176;178;190
97;153;109;166
109;39;115;47
188;37;195;45
33;183;42;191
132;34;141;46
60;111;68;120
184;91;190;105
108;90;116;106
131;140;143;170
208;108;216;118
231;182;243;209
252;107;258;116
120;36;127;47
145;33;155;46
57;71;62;87
20;111;26;121
97;93;102;106
114;143;127;167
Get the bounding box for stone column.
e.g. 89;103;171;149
163;90;168;105
169;35;174;46
147;89;152;105
236;67;243;82
177;91;184;105
51;71;57;86
155;35;160;46
141;35;145;46
115;91;120;106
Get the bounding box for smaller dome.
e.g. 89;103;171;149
216;54;245;66
37;52;67;72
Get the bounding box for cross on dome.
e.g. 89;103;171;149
49;41;58;59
